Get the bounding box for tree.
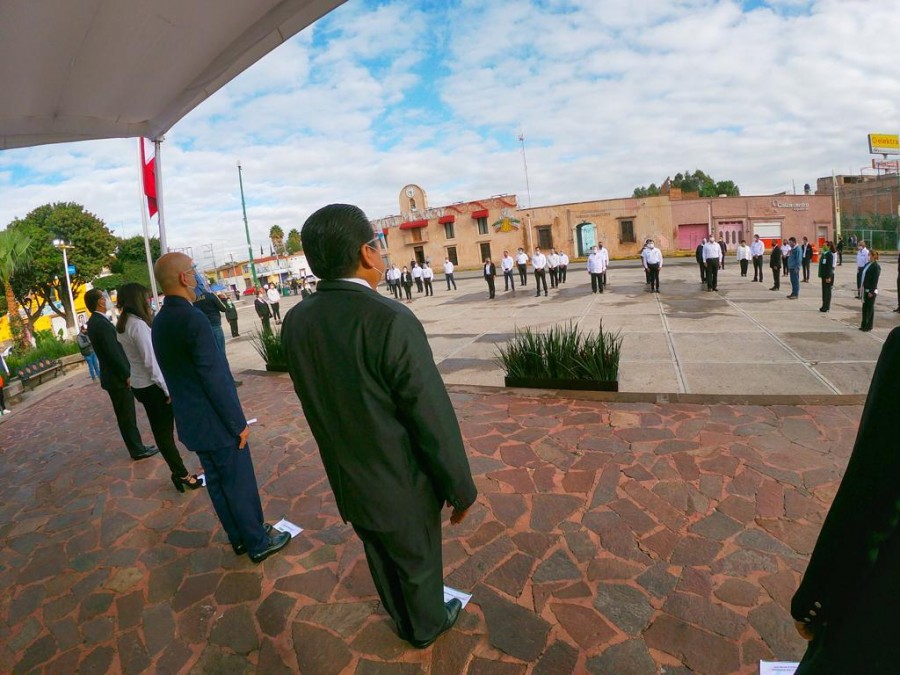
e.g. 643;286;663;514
286;228;302;254
633;170;740;199
6;202;117;331
91;235;162;292
0;229;35;351
269;225;285;255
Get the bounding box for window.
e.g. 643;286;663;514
444;222;455;239
409;197;417;212
476;217;488;235
446;246;458;265
479;242;492;261
413;246;425;265
537;226;553;250
619;220;636;243
411;228;424;243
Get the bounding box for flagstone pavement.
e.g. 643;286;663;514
0;371;863;674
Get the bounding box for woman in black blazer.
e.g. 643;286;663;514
859;250;881;332
400;267;413;301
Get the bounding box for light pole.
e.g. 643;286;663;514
518;131;535;253
237;161;259;288
52;239;77;336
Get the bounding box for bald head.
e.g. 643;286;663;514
155;252;195;299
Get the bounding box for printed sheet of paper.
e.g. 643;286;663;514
272;518;304;538
443;585;472;609
760;662;799;675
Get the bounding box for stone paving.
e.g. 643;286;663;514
0;366;864;673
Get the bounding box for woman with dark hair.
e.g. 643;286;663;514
116;283;201;492
859;250;881;332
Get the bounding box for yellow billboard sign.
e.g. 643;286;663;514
868;133;899;155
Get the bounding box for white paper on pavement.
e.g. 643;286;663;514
443;585;472;608
273;518;304;538
760;661;799;675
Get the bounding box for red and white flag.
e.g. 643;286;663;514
140;138;158;218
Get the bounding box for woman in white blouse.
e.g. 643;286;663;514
116;283;201;492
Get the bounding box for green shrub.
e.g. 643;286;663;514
496;322;622;381
248;326;287;369
6;331;81;374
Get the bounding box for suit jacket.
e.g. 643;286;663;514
861;262;880;294
87;311;130;390
400;272;413;287
818;250;834;280
254;298;271;319
483;263;496;278
151;296;246;452
695;244;704;263
769;248;782;269
802;243;814;262
281;280;477;532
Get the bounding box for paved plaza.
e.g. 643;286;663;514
0;257;893;673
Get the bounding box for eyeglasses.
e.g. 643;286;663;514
365;236;385;252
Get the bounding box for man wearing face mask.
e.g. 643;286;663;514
151;253;290;564
645;240;663;293
281;204;477;650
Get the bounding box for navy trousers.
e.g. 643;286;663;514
196;442;268;555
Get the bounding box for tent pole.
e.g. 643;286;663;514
137;140;161;308
154;137;168;253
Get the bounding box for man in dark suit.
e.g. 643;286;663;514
152;253;290;563
769;243;782;291
859;250;881;332
84;289;157;460
801;236;814;282
483;257;497;298
281;204;477;649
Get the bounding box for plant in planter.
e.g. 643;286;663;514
248;326;288;372
496;321;622;391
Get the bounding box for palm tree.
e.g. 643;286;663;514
269;225;285;255
0;229;34;352
286;228;302;254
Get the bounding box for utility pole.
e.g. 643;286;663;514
237;161;259;287
202;243;219;280
518;130;535;252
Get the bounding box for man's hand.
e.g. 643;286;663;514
448;502;471;525
126;378;131;387
795;620;815;641
238;425;250;449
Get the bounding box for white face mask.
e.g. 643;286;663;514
649;244;655;249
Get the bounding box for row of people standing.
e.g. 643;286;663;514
483;249;571;298
386;262;435;301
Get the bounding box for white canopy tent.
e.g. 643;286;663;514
0;0;346;150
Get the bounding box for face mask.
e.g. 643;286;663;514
193;269;210;295
649;244;655;249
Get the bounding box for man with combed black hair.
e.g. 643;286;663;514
281;204;477;650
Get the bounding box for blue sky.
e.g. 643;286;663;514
1;0;898;270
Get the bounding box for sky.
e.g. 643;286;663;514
1;0;898;271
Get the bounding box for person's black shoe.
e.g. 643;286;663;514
232;523;275;555
819;308;828;312
408;599;463;649
249;530;291;563
131;445;159;460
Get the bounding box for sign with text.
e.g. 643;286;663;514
868;133;899;155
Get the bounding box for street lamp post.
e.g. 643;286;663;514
237;161;259;288
52;239;77;336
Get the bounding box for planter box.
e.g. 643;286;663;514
504;376;618;392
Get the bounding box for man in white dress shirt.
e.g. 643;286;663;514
645;240;663;293
558;251;569;283
856;240;869;299
587;247;600;293
702;237;722;291
780;240;792;278
750;235;765;283
598;243;609;289
412;262;423;294
422;263;434;296
516;248;528;286
736;240;751;278
443;258;456;290
548;249;560;288
532;248;548;297
500;250;516;291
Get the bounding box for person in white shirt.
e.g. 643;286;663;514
597;243;609;289
500;250;516;291
265;284;282;324
640;240;651;285
483;258;497;299
532;248;548;296
411;262;424;294
388;264;401;298
702;237;722;291
856;240;869;299
116;282;201;492
422;263;434;296
548;249;560;288
558;251;569;283
750;235;765;282
645;240;663;293
442;258;456;290
780;240;792;278
736;240;752;278
516;248;529;286
587;247;601;293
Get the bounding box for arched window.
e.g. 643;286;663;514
409;197;417;212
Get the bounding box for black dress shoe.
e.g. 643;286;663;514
408;599;462;649
249;530;291;563
232;523;274;555
131;445;159;460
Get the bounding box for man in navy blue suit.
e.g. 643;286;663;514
151;252;290;563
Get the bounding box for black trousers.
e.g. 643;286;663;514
0;386;5;410
228;318;239;337
549;267;558;288
260;316;272;335
647;263;660;291
517;264;527;285
698;260;706;282
706;260;719;290
861;293;876;330
752;256;763;281
132;384;188;477
485;276;495;298
559;265;567;283
415;278;423;293
821;279;833;311
802;259;811;281
106;384;146;458
445;274;456;290
424;279;433;296
857;267;865;295
601;271;607;288
352;507;445;643
503;270;515;291
270;302;281;322
771;267;781;289
391;281;400;299
590;273;604;293
403;284;412;300
740;259;749;276
534;269;548;295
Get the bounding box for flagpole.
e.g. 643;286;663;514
137;139;161;307
154;137;168;253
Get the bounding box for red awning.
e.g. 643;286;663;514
399;219;428;230
438;215;455;224
471;209;489;219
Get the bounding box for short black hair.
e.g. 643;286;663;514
301;204;374;280
84;288;103;313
